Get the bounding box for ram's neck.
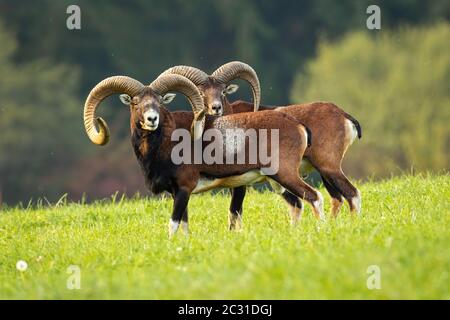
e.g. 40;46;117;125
131;122;172;169
223;97;234;115
130;121;178;195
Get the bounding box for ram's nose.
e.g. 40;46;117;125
211;102;223;115
147;115;158;124
142;110;159;131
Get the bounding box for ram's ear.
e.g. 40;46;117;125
119;94;132;105
161;93;176;105
224;84;239;95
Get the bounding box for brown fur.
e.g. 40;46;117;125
156;70;361;221
127;89;322;235
230;100;360;215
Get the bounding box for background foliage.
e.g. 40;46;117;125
0;0;449;204
292;23;450;177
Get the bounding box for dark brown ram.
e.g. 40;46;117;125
160;61;362;227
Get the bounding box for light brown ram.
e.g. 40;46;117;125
160;61;362;227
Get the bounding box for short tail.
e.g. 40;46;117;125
344;113;362;139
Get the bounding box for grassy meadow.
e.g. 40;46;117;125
0;174;449;299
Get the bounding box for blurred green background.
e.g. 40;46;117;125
0;0;448;204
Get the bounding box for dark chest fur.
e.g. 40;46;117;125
131;127;177;195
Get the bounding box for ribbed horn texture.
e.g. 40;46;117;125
149;74;204;115
84;76;145;145
158;65;209;86
211;61;261;112
149;74;206;139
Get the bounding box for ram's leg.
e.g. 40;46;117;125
281;190;303;224
169;188;191;238
181;209;189;234
269;180;303;223
172;195;189;235
229;186;246;231
322;170;361;215
320;174;344;218
272;173;325;221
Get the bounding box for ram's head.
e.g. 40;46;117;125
83;75;205;145
160;61;260;116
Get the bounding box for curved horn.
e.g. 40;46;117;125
149;74;206;139
158;65;208;86
211;61;261;112
84;76;145;145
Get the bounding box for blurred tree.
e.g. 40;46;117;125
0;22;85;203
0;0;449;203
291;23;450;178
1;0;448;105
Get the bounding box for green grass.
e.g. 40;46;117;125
0;174;449;299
